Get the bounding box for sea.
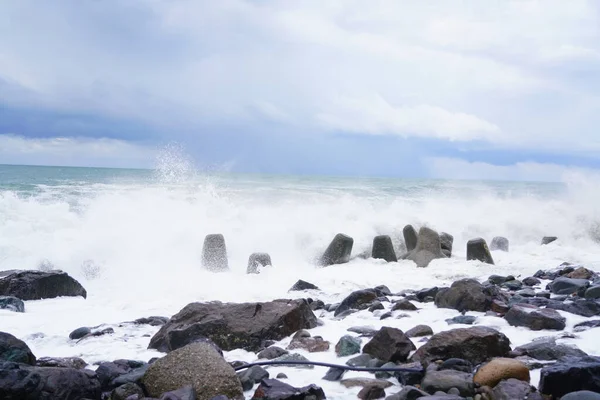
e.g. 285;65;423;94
1;163;600;398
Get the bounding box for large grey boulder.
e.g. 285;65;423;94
466;238;494;264
149;299;317;352
406;227;445;268
0;270;86;300
141;342;243;400
0;332;36;365
334;289;379;317
372;235;397;262
514;338;587;361
421;369;474;397
202;234;229;272
539;356;600;398
435;279;504;312
548;277;590;295
440;232;454;257
403;225;418;252
504;304;566;331
0;296;24;312
362;327;416;363
490;236;509;252
319;233;354;266
247;253;272;274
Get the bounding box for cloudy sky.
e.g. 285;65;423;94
2;0;600;181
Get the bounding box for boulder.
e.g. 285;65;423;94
247;253;272;274
446;315;476;325
406;227;445;268
392;299;417;311
0;270;86;300
160;385;197;399
289;280;319;291
403;225;418;252
340;378;393;389
362;327;415;363
334;289;378;317
96;360;149;391
567;267;596;280
36;356;87;369
435;279;502;312
491;378;534;400
237;366;269;392
69;327;91;340
488;275;514;285
466;238;494;264
133;316;170;326
258;346;288;360
348;326;379;337
574;320;600;332
504;304;566;330
411;326;511;366
546;298;600;317
490;236;509;252
358;385;386;400
319;233;353;266
405;325;433;338
562;391;600;400
287;332;329;353
539;356;600;398
502;280;523;291
270;353;313;369
149;299;317;352
372;235;398;262
251;379;325;400
440;232;454;257
473;358;530;388
201;234;229;272
0;331;36;365
335;335;362;357
0;296;24;312
323;367;345;381
438;358;473;373
542;236;558;245
392;362;425;386
514;338;587;361
585;286;600;300
548;277;590;295
420;369;474;397
389;386;428;400
523;277;541;286
141;342;243;400
111;382;145;400
0;361;101;399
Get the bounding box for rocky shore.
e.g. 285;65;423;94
2;229;600;399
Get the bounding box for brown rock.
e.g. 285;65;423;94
358;385;386;400
491;299;509;315
567;267;595;280
287;337;330;352
474;358;530;388
340;378;393;389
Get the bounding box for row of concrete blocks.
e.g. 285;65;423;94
201;229;560;272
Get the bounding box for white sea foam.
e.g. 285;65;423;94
1;167;600;398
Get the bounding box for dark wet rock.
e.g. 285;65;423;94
334;289;379;317
446;315;476;325
585;285;600;300
340;378;393;389
347;354;376;368
319;233;353;266
523;277;541;286
369;301;384;312
411;326;511;366
0;296;24;312
362;327;416;363
438;358;473;373
406;325;433;338
421;369;474;397
535;290;551;298
514;338;587;361
574;320;600;332
548;277;590;295
372;235;398;262
374;285;392;296
561;391;600;400
466;238;494;264
160;385;197;400
96;359;148;391
440;232;454;257
542;236;558;245
392;299;418;311
323;367;345;381
142;342;243;400
416;287;439;302
491;378;533;400
490;236;509;252
202;234;229;272
69;326;92;340
515;288;536;297
435;279;504;313
406;227;445;268
0;361;101;399
539;356;600;398
336;309;358;319
335;335;361;357
546;298;600;317
258;346;289;360
358;385;386;400
36;356;87;369
289;280;319;291
287;334;330;353
0;331;36;365
251;379;325;400
247;253;272;274
112;382;145;400
504;303;566;330
403;225;418;253
348;326;379;337
276;373;288;379
309;299;325;311
502;280;523;291
149;299;317;353
388;385;428;400
391;361;425;386
567;267;596;280
237;366;269;392
107;364;149;389
374;362;396;379
0;270;86;300
133;316;170;326
271;353;313;369
488;275;514;285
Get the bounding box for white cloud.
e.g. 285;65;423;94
317;95;500;141
426;157;600;182
0;134;157;168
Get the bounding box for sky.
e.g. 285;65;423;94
2;0;600;181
